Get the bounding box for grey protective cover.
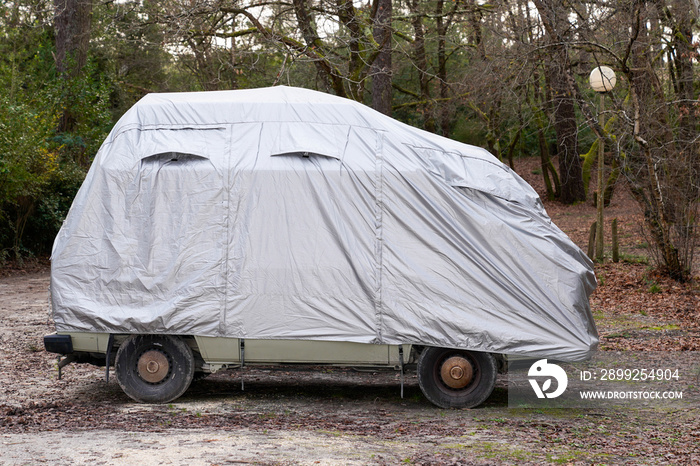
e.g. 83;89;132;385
51;86;598;361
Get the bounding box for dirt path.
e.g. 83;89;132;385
2;428;422;465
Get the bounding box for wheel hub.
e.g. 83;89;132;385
440;356;473;389
137;350;170;383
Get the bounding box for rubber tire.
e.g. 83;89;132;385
417;347;497;409
115;335;195;403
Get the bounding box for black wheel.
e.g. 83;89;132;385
417;347;497;409
115;335;195;403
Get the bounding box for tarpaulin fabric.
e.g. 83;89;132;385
50;86;598;361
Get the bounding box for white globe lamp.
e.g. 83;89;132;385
589;66;616;93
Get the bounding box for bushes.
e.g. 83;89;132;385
20;162;86;256
0;26;109;263
0;99;88;262
0;71;110;262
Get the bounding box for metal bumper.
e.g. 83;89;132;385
44;333;73;355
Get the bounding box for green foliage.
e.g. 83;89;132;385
0;5;110;261
450;115;489;147
0;95;57;259
49;58;114;161
22;162;86;255
619;253;650;265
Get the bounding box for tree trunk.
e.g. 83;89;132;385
408;0;435;132
337;0;366;101
371;0;392;115
530;77;560;200
435;0;450;136
534;0;586;204
54;0;92;76
292;0;346;97
54;0;93;134
623;0;686;280
550;58;585;204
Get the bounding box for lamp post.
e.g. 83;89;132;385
589;66;616;262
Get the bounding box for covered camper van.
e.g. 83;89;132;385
45;86;598;408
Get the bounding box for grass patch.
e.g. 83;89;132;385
648;282;662;294
642;324;679;331
619;253;649;265
454;438;599;464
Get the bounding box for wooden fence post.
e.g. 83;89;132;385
587;221;597;261
612;218;619;263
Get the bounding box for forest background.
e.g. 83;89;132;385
0;0;698;281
